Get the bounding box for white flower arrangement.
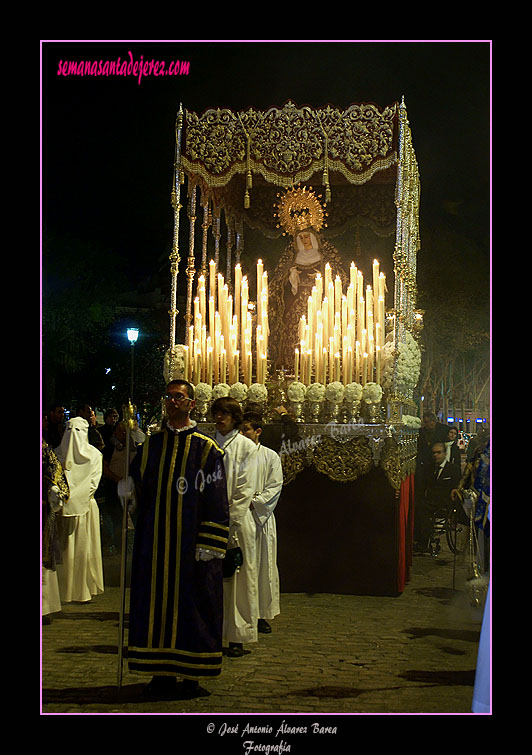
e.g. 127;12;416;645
163;344;186;383
344;382;363;403
229;382;248;403
381;331;421;397
211;383;230;400
287;381;307;402
402;414;421;429
194;382;213;402
325;381;345;404
247;383;268;403
362;382;383;404
306;382;326;402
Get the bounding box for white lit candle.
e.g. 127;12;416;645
198;275;206;326
234;263;242;345
257;259;263;325
324;262;332;291
194;339;200;383
315;272;323;301
357;295;365;346
246;352;252;387
209;296;215;342
241;277;248;344
328;283;334;336
209;259;216;302
342;295;347;340
220;349;227;384
207;344;213;386
346;345;353;385
334;352;340;382
372;260;380;303
334;276;342;314
322;299;329;344
347;283;354;315
183;345;189;381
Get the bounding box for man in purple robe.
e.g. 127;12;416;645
124;380;229;700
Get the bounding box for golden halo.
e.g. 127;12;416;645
274;185;328;237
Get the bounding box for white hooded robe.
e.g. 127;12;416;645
55;417;104;602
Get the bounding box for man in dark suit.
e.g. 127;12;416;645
416;412;450;485
414;441;461;552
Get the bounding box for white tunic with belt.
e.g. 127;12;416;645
252;443;282;621
216;429;258;645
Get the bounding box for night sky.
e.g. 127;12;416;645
41;40;490;413
41;40;490;277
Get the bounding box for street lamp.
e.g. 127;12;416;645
126;327;139;399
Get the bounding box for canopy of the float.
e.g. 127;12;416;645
168;98;420;409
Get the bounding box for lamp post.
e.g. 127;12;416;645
126;327;139;399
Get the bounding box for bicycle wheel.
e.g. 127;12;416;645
428;509;447;557
446;508;469;554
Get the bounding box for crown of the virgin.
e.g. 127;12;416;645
274;185;328;237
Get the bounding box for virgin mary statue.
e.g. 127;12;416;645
268;186;347;372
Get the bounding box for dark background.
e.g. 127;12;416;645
41;40;490;418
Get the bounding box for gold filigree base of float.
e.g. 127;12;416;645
198;422;417;490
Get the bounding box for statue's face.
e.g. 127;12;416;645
298;231;313;250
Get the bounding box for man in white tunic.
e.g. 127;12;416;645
54;416;104;603
211;397;259;657
241;413;282;633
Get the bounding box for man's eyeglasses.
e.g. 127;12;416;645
165;393;191;403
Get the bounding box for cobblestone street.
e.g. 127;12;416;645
41;536;486;727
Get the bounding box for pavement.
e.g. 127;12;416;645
41;539;488;725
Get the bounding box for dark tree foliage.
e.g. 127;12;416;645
416;218;489;415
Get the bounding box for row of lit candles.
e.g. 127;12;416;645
184;259;269;386
295;260;387;386
182;258;387;388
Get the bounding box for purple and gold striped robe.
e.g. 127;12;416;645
127;426;229;680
